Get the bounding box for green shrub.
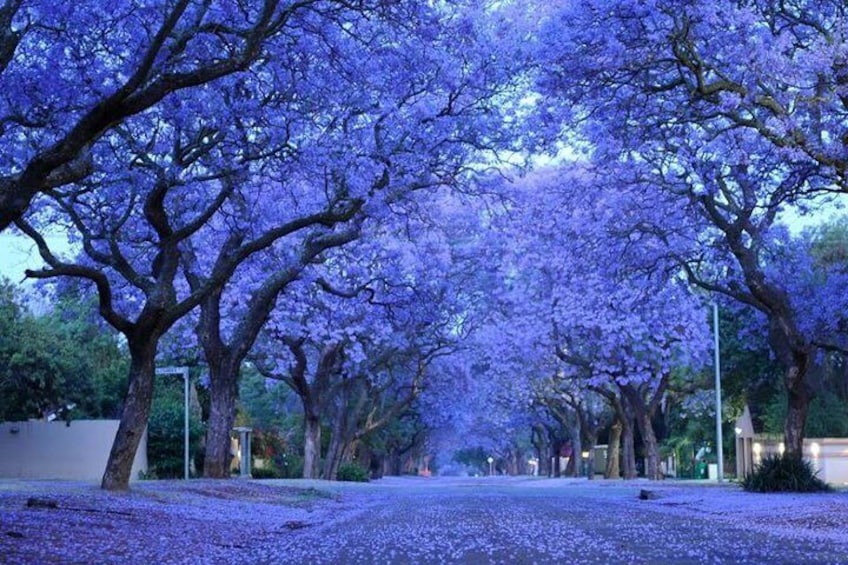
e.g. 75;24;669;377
337;462;369;482
251;466;282;479
276;453;303;478
742;453;830;493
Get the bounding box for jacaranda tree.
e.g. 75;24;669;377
538;0;848;458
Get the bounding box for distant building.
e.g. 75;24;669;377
735;405;848;485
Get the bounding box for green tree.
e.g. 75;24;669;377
146;376;205;479
0;280;127;421
235;366;302;478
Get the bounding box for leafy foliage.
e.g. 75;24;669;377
742;454;830;493
336;462;370;483
147;379;205;479
0;279;127;422
250;466;283;480
764;388;848;438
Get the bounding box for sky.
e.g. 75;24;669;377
0;231;73;283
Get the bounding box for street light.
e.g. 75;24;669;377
713;303;724;482
156;366;190;480
487;456;494;476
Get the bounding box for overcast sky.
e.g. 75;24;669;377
0;232;73;283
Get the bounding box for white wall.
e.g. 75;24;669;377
0;420;147;481
749;436;848;486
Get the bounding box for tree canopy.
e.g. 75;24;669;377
2;0;847;488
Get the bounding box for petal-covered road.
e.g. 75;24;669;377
2;476;847;564
260;477;848;564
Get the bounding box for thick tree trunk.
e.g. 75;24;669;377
323;402;344;480
784;363;812;457
622;386;663;481
531;425;549;476
604;419;622;480
584;431;598;480
323;420;351;480
621;416;637;480
551;436;562;478
593;387;636;479
196;288;247;479
510;449;520;476
101;338;157;491
203;360;239;478
575;403;604;480
568;423;582;478
634;408;662;480
303;415;322;479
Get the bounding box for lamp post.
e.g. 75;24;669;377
487;456;494;476
156;366;190;480
713;303;724;482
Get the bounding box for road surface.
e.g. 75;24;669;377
252;476;848;564
3;476;847;564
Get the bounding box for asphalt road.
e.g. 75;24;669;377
3;476;846;564
254;477;848;564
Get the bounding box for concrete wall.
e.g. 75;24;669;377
0;420;147;481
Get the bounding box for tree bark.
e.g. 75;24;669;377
101;337;158;491
785;364;812;457
203;359;239;478
605;419;622;479
621;415;637;480
584;430;598;480
303;414;322;479
323;391;357;480
595;388;636;479
575;402;606;480
621;384;664;481
633;404;662;480
568;422;582;478
531;425;549;476
550;435;563;478
323;433;346;481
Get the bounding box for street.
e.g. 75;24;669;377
3;476;847;564
254;477;848;564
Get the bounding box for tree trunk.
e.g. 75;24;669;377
323;396;348;480
511;449;520;476
203;360;239;478
384;451;402;476
622;387;663;481
551;436;562;478
531;425;548;476
568;423;582;478
784;363;812;457
576;403;605;480
323;417;352;480
621;416;637;480
634;406;662;480
196;289;247;479
604;419;622;480
101;338;157;491
303;414;321;479
584;431;598;480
